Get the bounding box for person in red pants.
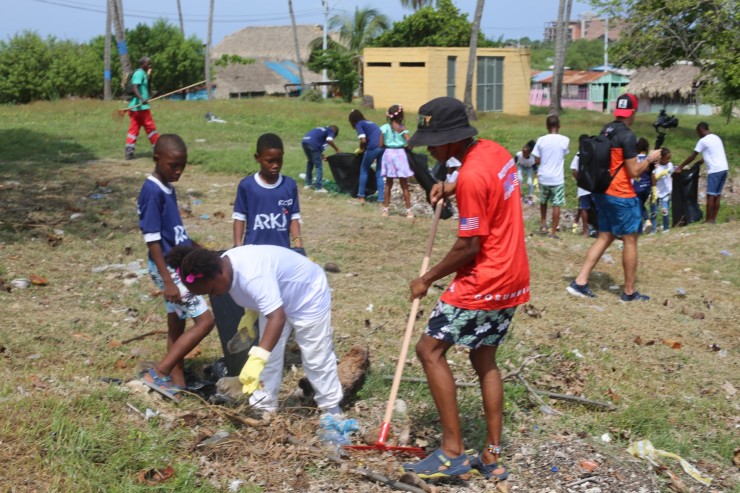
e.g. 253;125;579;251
125;57;159;160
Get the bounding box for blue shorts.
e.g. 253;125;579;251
706;171;728;196
148;259;209;320
578;194;596;210
424;301;516;349
593;194;641;236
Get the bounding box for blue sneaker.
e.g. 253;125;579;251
566;280;596;298
620;291;650;302
402;448;472;479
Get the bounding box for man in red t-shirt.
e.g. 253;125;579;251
402;97;530;481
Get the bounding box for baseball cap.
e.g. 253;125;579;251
408;97;478;147
614;93;638;118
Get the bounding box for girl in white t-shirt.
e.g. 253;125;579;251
166;245;344;415
652;148;675;232
515;140;536;200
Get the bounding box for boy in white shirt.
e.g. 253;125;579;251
532;115;570;238
676;122;729;224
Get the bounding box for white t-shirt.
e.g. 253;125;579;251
695;134;728;174
653;162;675;199
515;151;535;168
225;245;330;321
569;154;590;198
532;133;570;186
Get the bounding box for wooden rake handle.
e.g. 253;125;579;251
120;79;207;112
380;200;445;432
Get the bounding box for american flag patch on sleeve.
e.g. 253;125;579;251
459;217;479;231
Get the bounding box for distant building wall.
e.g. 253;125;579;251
363;47;530;116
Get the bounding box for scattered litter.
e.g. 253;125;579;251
299;173;307;180
194;138;207;143
661;339;682;350
199;214;210;220
136;466;175;485
608;285;619;291
366;304;373;312
10;278;31;289
28;353;41;360
675;288;686;297
205;112;226;123
601;254;615;264
570;348;584;359
600;433;611;442
628;440;712;486
70;213;84;220
550;466;559;472
91;261;142;274
318;413;359;446
88;193;106;200
324;262;341;273
579;459;599;472
720;250;731;256
634;336;655;346
522;303;543;318
228;480;244;492
192;199;203;205
198;430;230;447
145;408;160;420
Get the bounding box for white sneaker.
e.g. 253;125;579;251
314;188;328;194
303;185;310;190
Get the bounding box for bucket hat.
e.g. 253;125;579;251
409;97;478;147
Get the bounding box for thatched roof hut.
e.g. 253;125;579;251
626;65;702;99
211;25;339;98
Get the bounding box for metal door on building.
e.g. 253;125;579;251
476;57;503;112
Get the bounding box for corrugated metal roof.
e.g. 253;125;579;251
537;70;607;85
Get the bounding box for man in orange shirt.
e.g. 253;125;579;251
402;97;530;481
566;93;661;302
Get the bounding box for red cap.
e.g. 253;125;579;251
614;93;638;117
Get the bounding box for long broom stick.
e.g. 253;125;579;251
113;80;207;120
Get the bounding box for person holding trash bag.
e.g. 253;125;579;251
402;97;530;481
165;244;344;416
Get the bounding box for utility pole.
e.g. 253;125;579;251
104;0;112;100
321;0;329;99
176;0;185;35
110;0;132;87
206;0;214;100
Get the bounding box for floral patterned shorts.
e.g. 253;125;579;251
148;259;209;320
424;301;516;349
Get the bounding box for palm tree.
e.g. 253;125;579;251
549;0;573;115
288;0;306;91
399;0;434;10
463;0;485;120
329;7;390;53
328;7;390;96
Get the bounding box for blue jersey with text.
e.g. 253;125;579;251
355;120;381;150
302;126;335;151
137;176;192;257
232;174;301;248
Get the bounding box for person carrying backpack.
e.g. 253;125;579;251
125;57;160;160
566;93;660;302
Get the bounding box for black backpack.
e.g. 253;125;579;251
577;125;627;193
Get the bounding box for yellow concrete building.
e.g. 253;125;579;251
363;47;531;115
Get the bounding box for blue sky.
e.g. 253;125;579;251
3;0;595;45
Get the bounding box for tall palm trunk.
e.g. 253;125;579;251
288;0;306;92
550;0;573;115
464;0;485;120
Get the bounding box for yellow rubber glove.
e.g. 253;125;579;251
239;346;270;395
651;186;658;204
533;176;540;195
654;169;671;180
237;309;258;340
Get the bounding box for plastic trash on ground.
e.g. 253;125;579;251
627;439;712;486
318;413;359;446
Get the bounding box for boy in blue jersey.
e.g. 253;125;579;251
137;134;215;401
301;125;340;192
232;133;304;252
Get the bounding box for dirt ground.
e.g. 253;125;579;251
1;157;738;492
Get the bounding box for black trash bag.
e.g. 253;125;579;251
406;150;454;220
672;163;703;227
326;152;377;197
209;292;249;376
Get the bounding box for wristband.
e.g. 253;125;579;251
292;235;302;245
248;345;271;360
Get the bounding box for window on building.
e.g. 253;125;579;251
367;62;391;67
447;56;456;98
399;62;425;67
476;56;504;112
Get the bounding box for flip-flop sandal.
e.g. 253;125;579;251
140;368;182;403
470;454;509;480
401;448;472;479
